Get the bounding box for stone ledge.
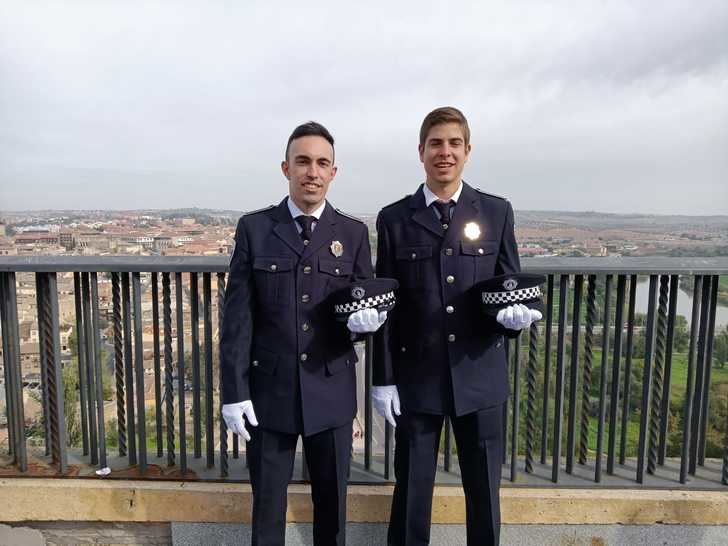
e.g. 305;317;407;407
2;478;728;525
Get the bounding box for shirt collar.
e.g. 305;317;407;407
422;181;463;207
287;197;326;221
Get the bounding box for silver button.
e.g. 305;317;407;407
400;346;406;353
270;264;277;272
303;265;312;274
303;240;310;246
496;341;502;348
300;353;308;362
478;248;484;255
448;334;456;342
445;248;453;256
442;223;449;230
301;323;310;332
252;360;259;367
345;359;351;365
301;294;310;303
446;275;455;284
334;267;340;275
411;252;417;260
446;305;454;314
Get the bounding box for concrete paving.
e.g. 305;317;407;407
172;522;728;545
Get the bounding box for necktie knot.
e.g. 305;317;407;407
432;200;454;228
296;215;315;243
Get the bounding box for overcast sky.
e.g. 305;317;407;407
1;1;727;215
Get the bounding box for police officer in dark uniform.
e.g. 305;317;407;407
220;122;386;546
373;107;542;546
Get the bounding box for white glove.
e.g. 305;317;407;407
496;303;543;331
221;400;258;441
372;385;401;427
347;308;388;334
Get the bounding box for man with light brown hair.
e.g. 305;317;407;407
373;107;540;545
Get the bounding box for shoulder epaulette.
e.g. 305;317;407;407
334;208;365;224
475;188;508;201
381;194;411;210
243;205;275;216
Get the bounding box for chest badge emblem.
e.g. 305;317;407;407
330;240;344;257
464;222;481;240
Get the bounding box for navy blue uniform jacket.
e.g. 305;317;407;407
374;182;521;416
220;199;373;436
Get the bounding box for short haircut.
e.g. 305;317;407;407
285;121;335;161
419;107;471;147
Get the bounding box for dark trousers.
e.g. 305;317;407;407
388;405;504;546
247;421;353;546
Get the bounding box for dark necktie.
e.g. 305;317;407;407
432;200;455;230
295;215;315;244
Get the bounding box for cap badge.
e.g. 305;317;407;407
503;278;518;291
351;286;366;300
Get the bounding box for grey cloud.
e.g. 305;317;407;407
1;1;727;214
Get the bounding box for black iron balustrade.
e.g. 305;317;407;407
1;256;727;489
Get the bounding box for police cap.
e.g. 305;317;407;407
476;273;547;316
331;278;399;321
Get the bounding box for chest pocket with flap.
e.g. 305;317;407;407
252;257;294;304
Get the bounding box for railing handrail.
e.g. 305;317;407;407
0;256;726;488
2;256;728;275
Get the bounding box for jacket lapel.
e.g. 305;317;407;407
443;181;481;247
410;185;445;239
301;201;336;261
272;198;304;256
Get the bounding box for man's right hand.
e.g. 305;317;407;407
372;385;401;427
221;400;258;441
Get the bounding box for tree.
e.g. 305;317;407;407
713;325;728;369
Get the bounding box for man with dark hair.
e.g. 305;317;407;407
373;107;541;545
220;121;387;545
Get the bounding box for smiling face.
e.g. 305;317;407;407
281;135;337;213
419;122;471;191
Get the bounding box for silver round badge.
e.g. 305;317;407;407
351;286;366;300
503;278;518;291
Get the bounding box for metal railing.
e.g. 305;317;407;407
1;256;727;488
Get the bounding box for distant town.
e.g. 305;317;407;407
1;207;727;260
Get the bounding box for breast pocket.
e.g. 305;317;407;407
460;241;498;283
395;245;433;290
319;259;354;296
252;257;294;305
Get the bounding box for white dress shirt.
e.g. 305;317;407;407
287;197;326;234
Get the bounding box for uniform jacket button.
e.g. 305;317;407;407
446;275;455;284
300;353;308;362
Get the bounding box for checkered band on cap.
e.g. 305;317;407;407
334;291;396;314
482;286;542;305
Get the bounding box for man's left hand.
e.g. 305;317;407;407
496;303;543;331
347;308;388;333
